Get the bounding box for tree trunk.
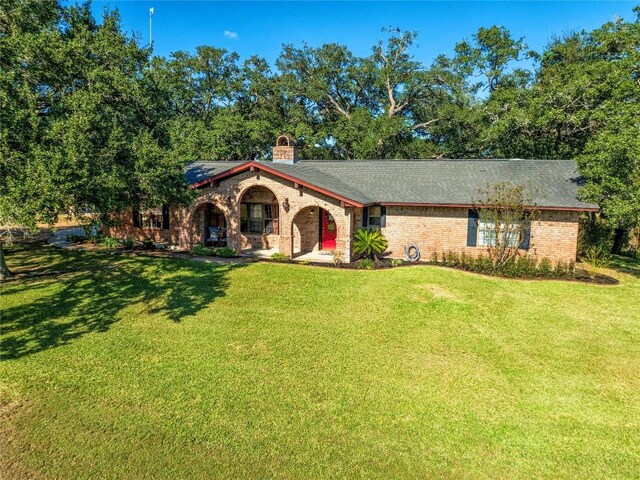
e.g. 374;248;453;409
0;241;13;280
611;228;627;255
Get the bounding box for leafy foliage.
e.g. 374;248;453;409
2;0;639;275
473;182;539;267
352;228;388;260
357;257;375;270
269;252;290;262
583;245;613;268
430;250;575;278
191;245;237;258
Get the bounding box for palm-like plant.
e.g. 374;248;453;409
353;228;388;260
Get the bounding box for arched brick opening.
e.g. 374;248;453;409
292;206;320;257
238;185;281;251
291;206;339;258
190;202;228;247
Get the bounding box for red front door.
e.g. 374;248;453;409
321;209;337;250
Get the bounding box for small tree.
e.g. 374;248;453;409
473;182;539;267
353;228;388;261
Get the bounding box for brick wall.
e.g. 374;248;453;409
105;169;582;265
292;206;320;255
375;206;580;264
105;169;354;262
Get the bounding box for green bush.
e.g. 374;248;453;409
390;258;403;267
270;253;290;262
353;228;388;259
578;215;613;255
583;244;612;268
100;236;120;249
140;239;156;250
357;258;374;270
120;238;136;249
537;257;553;277
191;245;217;256
191;245;237;258
87;233;103;245
214;247;236;258
430;250;575;279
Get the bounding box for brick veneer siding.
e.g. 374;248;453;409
374;206;580;264
105;170;354;262
105;170;582;265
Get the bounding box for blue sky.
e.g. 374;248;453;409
89;1;638;64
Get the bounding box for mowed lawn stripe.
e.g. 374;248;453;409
1;243;639;479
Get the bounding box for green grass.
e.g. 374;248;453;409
1;242;639;479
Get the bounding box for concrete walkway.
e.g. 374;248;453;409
48;227;85;248
48;228;337;266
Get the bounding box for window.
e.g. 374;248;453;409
133;205;169;229
133;207;163;229
368;206;382;227
241;203;279;234
477;214;519;247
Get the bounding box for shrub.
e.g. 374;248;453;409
100;236;120;249
357;258;374;270
444;251;461;267
390;258;403;267
583;244;612;268
140;239;156;250
332;251;343;266
191;245;216;256
353;228;388;260
431;250;575;279
87;233;103;245
65;234;85;243
270;252;290;262
473;182;539;267
578;214;613;256
120;238;136;249
214;247;236;258
538;257;553;277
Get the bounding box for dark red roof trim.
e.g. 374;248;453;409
189;161;364;208
377;202;599;212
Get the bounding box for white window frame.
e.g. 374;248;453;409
478;215;519;248
367;206;382;228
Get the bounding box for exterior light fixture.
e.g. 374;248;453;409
282;198;290;212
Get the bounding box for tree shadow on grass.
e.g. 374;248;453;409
1;243;245;360
609;254;640;278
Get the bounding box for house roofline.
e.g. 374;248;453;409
376;202;599;212
188;162;599;213
188;161;365;208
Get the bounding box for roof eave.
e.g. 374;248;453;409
188;161;365;208
376;201;599;212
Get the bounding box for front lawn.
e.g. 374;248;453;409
1;242;639;479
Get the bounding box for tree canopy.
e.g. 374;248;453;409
1;0;639;272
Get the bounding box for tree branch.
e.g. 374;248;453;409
411;118;440;130
326;93;350;118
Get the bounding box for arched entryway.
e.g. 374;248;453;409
239;185;280;251
292;206;337;257
192;203;227;247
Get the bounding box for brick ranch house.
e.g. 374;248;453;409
106;135;599;264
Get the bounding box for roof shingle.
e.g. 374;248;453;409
185;159;597;210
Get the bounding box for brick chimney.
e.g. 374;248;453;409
272;134;298;164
